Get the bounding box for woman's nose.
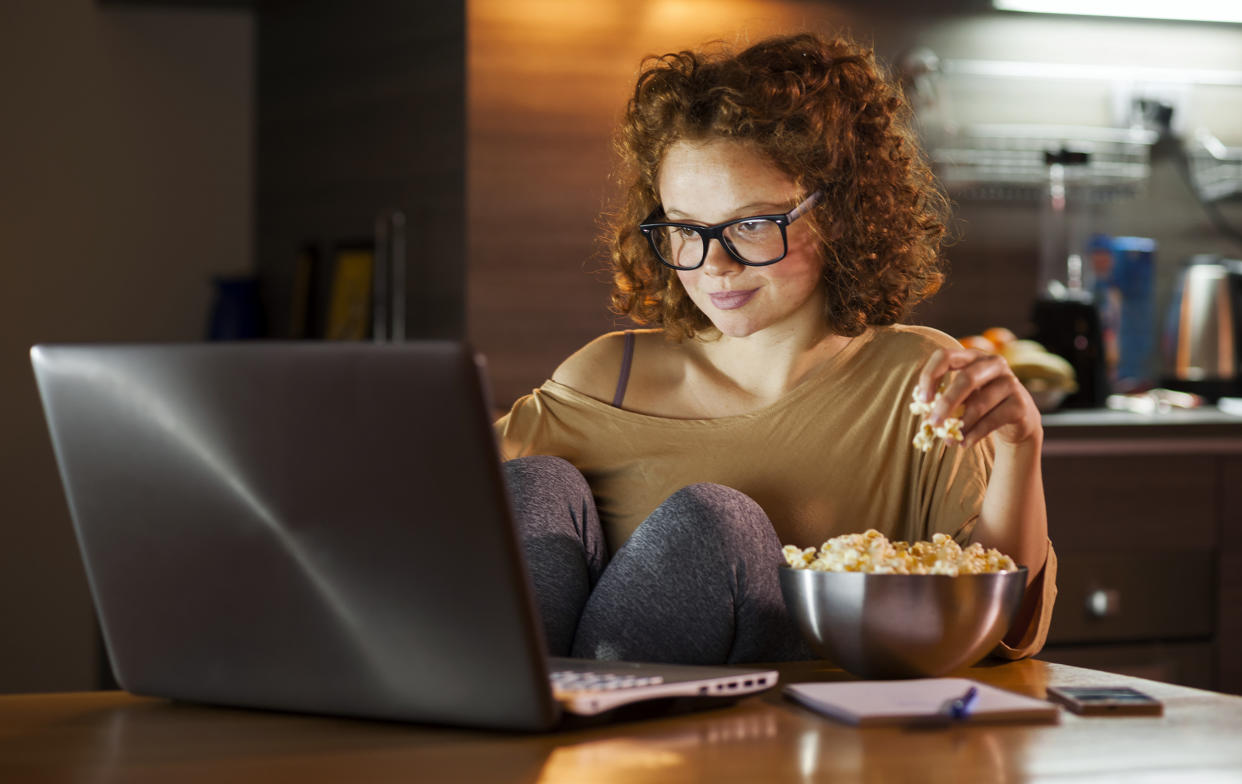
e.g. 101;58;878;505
701;239;741;276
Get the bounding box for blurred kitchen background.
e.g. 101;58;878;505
2;0;1241;694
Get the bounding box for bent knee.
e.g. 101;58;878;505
502;455;590;498
659;483;772;538
503;454;581;482
666;482;762;513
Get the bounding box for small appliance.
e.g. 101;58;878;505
1162;255;1242;400
1031;292;1107;408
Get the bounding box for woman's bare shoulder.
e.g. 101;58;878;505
553;328;688;406
551;330;640;403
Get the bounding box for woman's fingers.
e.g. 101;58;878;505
915;346;1041;447
917;347;981;403
963;398;1028;448
957;378;1022;447
928;353;1008;424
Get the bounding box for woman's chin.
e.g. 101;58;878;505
707;318;762;339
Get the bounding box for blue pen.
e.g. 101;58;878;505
942;685;979;720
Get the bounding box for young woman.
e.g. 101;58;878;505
495;32;1054;665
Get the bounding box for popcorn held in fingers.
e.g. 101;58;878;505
934;415;964;445
909;384;965;452
912;420;936;452
783;529;1017;575
908;388;934;418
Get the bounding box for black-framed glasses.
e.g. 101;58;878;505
638;190;822;271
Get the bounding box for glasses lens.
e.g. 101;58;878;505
722;219;786;264
649;225;704;269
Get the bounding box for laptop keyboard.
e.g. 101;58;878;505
549;669;665;696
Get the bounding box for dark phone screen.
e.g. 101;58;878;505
1058;687;1155;702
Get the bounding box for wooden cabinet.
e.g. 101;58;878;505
255;0;466;341
1218;456;1242;695
1037;417;1242;694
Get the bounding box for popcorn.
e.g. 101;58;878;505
782;545;817;569
912;420;936;452
784;529;1017;574
935;416;964;445
909;384;965;452
909;392;934;418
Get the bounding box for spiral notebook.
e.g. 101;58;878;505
785;678;1060;727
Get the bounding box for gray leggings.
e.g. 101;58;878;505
502;455;812;665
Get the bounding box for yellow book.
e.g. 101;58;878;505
325;247;373;340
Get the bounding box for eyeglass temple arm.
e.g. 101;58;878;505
787;191;822;223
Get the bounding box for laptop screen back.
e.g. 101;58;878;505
31;341;559;730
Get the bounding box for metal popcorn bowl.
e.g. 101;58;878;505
778;566;1028;679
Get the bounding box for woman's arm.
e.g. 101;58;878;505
981;433;1049;586
916;347;1049;584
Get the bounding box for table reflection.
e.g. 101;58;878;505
535;707;779;784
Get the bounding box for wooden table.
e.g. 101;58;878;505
2;660;1240;782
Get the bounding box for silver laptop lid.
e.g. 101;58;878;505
31;341;559;731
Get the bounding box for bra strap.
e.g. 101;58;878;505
611;331;636;408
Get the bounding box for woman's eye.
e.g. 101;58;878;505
673;227;699;240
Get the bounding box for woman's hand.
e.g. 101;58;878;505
919;345;1050;607
916;347;1042;449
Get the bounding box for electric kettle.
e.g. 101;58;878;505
1162;255;1242;399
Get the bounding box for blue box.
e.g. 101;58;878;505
1111;236;1156;387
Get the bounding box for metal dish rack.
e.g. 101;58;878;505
901;51;1242;205
928;124;1159;203
1187;128;1242;203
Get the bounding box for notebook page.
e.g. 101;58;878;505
784;678;1061;726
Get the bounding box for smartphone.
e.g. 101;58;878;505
1046;686;1163;716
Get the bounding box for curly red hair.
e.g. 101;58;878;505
606;32;949;340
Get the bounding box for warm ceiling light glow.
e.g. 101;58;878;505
993;0;1242;23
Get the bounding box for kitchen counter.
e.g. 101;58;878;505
1041;404;1242;455
1035;403;1242;696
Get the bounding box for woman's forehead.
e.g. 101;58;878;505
656;138;798;220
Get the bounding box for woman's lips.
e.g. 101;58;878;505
708;288;758;310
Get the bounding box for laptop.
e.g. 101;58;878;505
30;341;777;731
